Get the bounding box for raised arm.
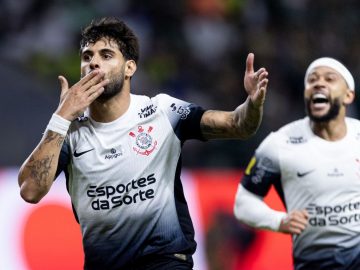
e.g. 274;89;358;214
200;53;269;140
18;71;107;203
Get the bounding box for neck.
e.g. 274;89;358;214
89;86;131;123
310;116;347;141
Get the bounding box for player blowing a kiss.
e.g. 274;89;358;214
18;17;268;270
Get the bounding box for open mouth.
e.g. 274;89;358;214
312;93;329;104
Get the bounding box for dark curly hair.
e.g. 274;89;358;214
80;17;139;63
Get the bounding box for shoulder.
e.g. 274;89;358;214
150;93;200;119
276;117;312;144
151;93;192;108
346;117;360;128
345;117;360;138
256;118;311;155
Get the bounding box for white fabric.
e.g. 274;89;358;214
62;93;204;268
234;184;287;231
304;57;355;91
46;113;71;136
242;117;360;261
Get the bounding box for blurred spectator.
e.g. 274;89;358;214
1;0;359;168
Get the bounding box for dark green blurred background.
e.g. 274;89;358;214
1;0;359;168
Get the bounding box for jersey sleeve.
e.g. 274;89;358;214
156;94;206;142
55;140;70;179
241;132;282;198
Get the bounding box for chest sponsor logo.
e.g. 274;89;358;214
129;125;158;156
105;147;123;160
138;104;157;119
327;168;344;177
306;202;360;226
86;173;157;210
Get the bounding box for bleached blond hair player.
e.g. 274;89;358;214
234;57;360;270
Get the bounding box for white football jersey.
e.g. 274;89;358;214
57;93;205;269
241;117;360;263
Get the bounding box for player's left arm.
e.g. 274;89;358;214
200;53;269;140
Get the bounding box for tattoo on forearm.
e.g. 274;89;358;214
200;121;227;136
43;130;65;147
26;154;54;187
201;110;232;138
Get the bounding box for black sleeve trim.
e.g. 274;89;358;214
55;142;70;179
178;105;206;142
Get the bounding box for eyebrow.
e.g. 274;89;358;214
81;48;116;56
309;71;339;77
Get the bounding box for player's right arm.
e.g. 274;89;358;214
18;70;108;203
234;133;309;234
234;185;309;234
278;209;309;235
234;184;287;231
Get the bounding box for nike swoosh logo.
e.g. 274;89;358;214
297;169;315;178
73;148;94;157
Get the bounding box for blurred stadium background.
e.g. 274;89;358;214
1;0;359;269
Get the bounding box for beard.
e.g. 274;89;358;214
305;97;341;123
97;67;125;102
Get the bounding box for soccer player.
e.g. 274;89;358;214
18;17;268;270
234;57;360;270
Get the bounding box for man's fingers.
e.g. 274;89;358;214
79;70;103;86
86;79;109;96
284;219;307;235
301;210;310;219
58;75;69;94
82;71;106;90
88;87;105;102
257;69;268;80
246;53;255;74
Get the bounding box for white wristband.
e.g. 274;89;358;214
45;113;71;136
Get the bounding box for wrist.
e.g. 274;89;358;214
45;113;71;136
276;212;288;232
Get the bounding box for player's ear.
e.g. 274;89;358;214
343;89;355;105
125;60;137;78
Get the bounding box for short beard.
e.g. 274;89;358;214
97;76;124;102
305;98;341;123
97;67;125;102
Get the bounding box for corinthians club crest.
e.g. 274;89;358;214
129;125;158;156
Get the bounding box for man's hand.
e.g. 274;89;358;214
279;210;309;235
244;53;269;108
56;70;108;121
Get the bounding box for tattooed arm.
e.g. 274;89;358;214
200;53;269;140
18;68;108;203
18;130;65;203
201;97;264;139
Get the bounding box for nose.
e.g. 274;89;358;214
89;55;100;70
313;77;326;90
